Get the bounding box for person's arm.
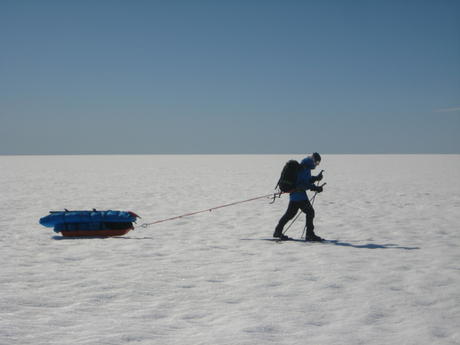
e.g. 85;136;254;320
310;170;324;183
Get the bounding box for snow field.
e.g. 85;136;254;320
1;155;459;345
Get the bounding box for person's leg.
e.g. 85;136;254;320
299;199;322;240
274;201;300;237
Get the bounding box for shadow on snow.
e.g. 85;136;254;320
52;235;156;240
245;238;420;250
51;236;420;250
330;241;420;250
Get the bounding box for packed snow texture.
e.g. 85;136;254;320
1;155;459;345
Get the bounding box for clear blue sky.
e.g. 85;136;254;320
1;0;459;154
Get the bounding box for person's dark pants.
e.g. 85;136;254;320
274;199;315;237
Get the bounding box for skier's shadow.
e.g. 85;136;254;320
247;238;420;250
330;241;420;250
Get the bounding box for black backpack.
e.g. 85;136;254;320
276;160;301;192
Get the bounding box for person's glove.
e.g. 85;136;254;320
311;185;323;193
310;171;324;183
316;171;323;181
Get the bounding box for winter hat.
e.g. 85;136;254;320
312;152;321;163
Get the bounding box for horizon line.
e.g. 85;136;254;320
1;152;459;156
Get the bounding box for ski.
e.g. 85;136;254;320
266;238;337;244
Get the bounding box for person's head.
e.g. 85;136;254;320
312;152;321;167
300;152;321;169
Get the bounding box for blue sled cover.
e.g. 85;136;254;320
39;210;138;228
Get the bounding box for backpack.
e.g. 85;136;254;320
276;160;301;192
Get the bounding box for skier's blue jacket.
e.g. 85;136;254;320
289;157;318;202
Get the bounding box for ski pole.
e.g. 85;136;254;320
300;182;326;239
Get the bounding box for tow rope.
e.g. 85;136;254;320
138;192;283;229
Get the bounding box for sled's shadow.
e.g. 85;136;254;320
52;236;156;241
245;238;420;250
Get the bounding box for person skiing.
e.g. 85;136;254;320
273;152;324;241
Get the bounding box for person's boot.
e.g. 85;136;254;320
273;228;290;240
273;226;283;238
277;234;291;241
305;229;323;242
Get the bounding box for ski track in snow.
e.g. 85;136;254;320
1;155;459;345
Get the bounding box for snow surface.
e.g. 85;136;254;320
1;154;459;345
